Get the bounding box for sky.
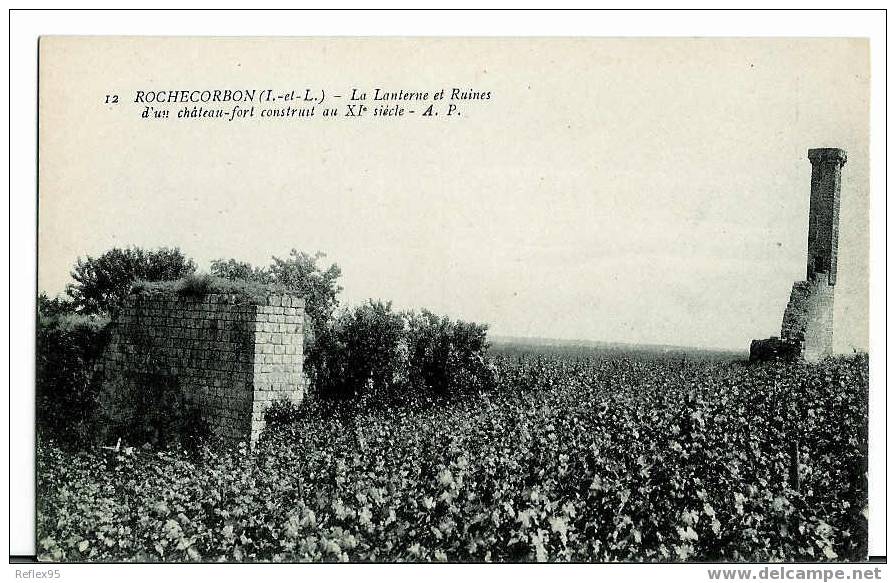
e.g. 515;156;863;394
38;37;869;352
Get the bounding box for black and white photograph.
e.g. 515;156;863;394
8;11;886;576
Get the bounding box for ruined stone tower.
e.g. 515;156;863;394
805;148;847;286
98;288;307;444
750;147;846;363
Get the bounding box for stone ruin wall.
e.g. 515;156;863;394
98;291;305;444
750;148;845;363
780;277;835;362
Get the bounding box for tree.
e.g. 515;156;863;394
66;247;196;316
268;250;343;333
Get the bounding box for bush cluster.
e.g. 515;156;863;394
405;310;493;396
36;307;110;448
310;302;494;402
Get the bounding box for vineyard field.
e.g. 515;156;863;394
37;349;868;563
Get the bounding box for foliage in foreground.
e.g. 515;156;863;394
36;354;867;563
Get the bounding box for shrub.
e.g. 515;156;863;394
404;309;494;396
310;305;493;401
262;399;306;430
310;304;493;401
209;258;271;284
36;310;111;448
315;300;406;400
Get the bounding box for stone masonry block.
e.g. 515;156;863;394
98;289;305;446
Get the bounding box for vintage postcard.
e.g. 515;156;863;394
33;36;872;565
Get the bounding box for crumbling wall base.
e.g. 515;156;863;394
780;276;835;363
